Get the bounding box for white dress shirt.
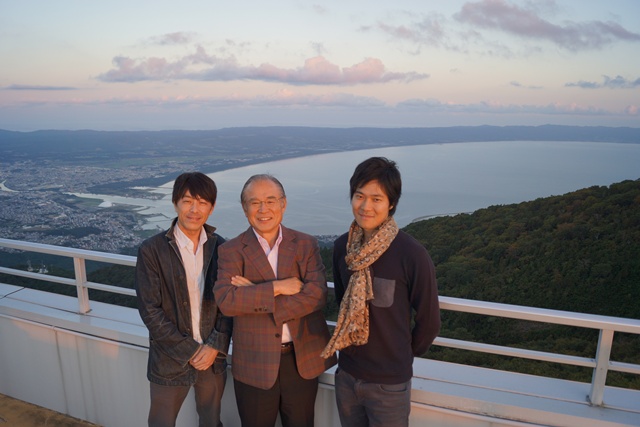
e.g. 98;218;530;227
174;225;207;344
253;226;292;343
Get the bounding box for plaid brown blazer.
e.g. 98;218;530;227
214;225;336;390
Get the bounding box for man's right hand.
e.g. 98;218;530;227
189;345;219;370
274;277;303;296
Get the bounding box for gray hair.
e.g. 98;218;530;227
240;174;286;205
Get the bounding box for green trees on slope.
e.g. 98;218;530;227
405;179;640;318
403;179;640;387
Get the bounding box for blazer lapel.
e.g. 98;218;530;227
276;226;297;280
241;227;277;282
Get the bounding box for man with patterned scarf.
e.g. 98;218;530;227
322;157;441;427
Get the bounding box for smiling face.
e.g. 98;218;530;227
351;180;393;241
174;190;215;240
242;178;287;246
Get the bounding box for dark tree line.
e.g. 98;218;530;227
402;179;640;388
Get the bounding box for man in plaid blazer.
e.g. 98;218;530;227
214;174;336;427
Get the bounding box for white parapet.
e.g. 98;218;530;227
2;283;639;427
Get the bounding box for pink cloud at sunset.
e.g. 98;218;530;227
98;53;428;85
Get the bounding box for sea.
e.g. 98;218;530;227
71;141;640;239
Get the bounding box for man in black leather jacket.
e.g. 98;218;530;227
135;172;232;427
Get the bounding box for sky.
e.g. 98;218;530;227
1;0;639;131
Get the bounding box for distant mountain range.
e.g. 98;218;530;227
1;125;639;164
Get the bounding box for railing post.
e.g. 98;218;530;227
73;256;91;314
589;328;614;406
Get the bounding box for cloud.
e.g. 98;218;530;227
369;12;453;52
5;84;77;91
565;75;640;89
396;98;611;116
97;48;428;85
625;105;638;116
312;4;329;15
146;32;196;46
5;89;386;111
454;0;640;51
310;42;328;56
7;90;634;128
6;90;620;118
510;81;543;89
251;90;386;108
564;80;599;89
98;56;187;82
375;1;640;56
366;8;522;57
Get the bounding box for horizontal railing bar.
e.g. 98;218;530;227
439;296;640;335
0;267;135;296
0;266;77;287
609;361;640;376
0;238;136;266
328;284;640;334
433;337;596;368
84;281;136;297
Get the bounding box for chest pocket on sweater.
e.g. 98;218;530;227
371;277;395;308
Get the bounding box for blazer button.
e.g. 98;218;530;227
275;333;281;339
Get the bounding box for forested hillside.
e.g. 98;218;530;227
402;179;640;386
405;179;640;318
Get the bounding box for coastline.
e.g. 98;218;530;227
67;140;640;239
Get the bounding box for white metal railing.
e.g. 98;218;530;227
434;297;640;406
0;238;136;314
1;237;639;407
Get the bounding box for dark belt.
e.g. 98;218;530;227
281;342;294;354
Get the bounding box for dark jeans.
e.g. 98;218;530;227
234;349;318;427
334;368;411;427
148;365;227;427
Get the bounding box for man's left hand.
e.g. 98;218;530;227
189;345;219;370
231;275;254;286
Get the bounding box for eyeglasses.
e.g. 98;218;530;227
246;197;284;210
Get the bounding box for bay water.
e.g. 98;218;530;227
76;141;640;239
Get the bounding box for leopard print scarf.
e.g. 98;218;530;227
321;216;398;358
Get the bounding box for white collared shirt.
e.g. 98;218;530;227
252;226;292;343
174;225;207;344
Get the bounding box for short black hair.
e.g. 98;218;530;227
172;172;217;205
240;174;286;205
349;157;401;216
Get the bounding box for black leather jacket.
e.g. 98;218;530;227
134;219;232;386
